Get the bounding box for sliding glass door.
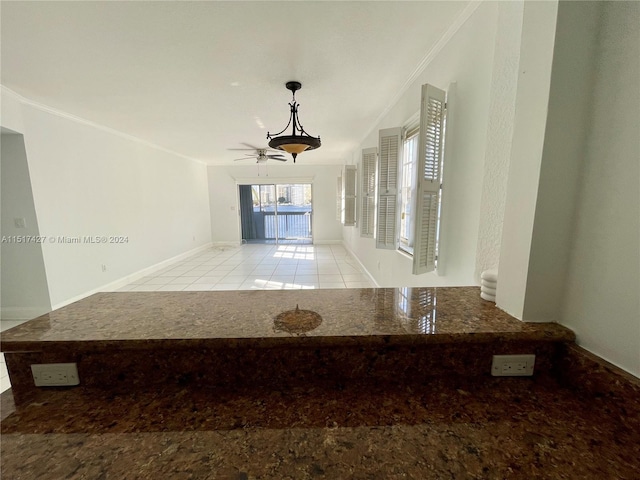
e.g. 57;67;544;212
239;184;312;244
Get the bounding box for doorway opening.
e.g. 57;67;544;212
239;184;312;245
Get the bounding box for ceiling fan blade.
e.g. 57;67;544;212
241;142;263;150
229;143;284;154
270;158;288;162
233;156;257;161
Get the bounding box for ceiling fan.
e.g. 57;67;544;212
229;143;287;163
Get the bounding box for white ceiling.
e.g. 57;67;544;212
1;1;469;165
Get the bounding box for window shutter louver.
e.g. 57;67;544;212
342;165;357;226
360;147;377;237
376;128;402;249
413;84;446;274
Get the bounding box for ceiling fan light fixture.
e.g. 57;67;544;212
229;145;287;163
267;81;321;163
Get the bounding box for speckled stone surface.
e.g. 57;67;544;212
4;340;565;405
0;288;575;351
558;343;640;419
1;288;575;406
0;287;638;479
2;374;639;479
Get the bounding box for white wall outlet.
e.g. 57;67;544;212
31;363;80;386
14;217;26;228
101;264;107;272
491;354;535;376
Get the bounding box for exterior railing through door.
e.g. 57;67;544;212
262;210;312;240
240;184;313;243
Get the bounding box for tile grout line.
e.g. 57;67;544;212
120;244;369;292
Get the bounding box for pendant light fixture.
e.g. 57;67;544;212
267;81;321;163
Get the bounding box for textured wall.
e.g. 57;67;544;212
474;1;523;280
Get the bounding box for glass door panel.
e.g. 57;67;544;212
239;183;312;244
275;184;312;242
258;184;277;240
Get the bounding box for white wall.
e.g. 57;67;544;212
560;1;640;377
1;89;212;308
1;132;52;319
343;2;499;287
496;0;559;318
523;0;602;322
208;163;343;244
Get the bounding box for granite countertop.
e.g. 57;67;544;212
0;287;574;352
2;375;639;479
0;286;636;478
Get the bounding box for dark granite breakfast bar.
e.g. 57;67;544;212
1;287;639;479
0;287;573;347
1;287;573;403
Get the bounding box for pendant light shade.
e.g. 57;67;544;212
267;81;321;163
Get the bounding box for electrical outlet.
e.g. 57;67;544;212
491;354;535;377
101;264;107;272
31;363;79;386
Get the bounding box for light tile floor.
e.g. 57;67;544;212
116;244;374;292
0;244;374;393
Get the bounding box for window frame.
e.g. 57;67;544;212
398;121;420;255
373;83;448;276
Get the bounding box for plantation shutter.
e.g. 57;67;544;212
413;84;446;274
360;147;377;237
342;165;357;226
376;127;401;249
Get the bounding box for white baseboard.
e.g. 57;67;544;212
51;243;215;310
1;306;51;321
46;240;377;313
341;241;380;288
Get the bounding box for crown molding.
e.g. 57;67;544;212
1;85;207;165
359;0;483;145
232;176;315;185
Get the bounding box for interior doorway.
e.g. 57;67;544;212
239;184;312;244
